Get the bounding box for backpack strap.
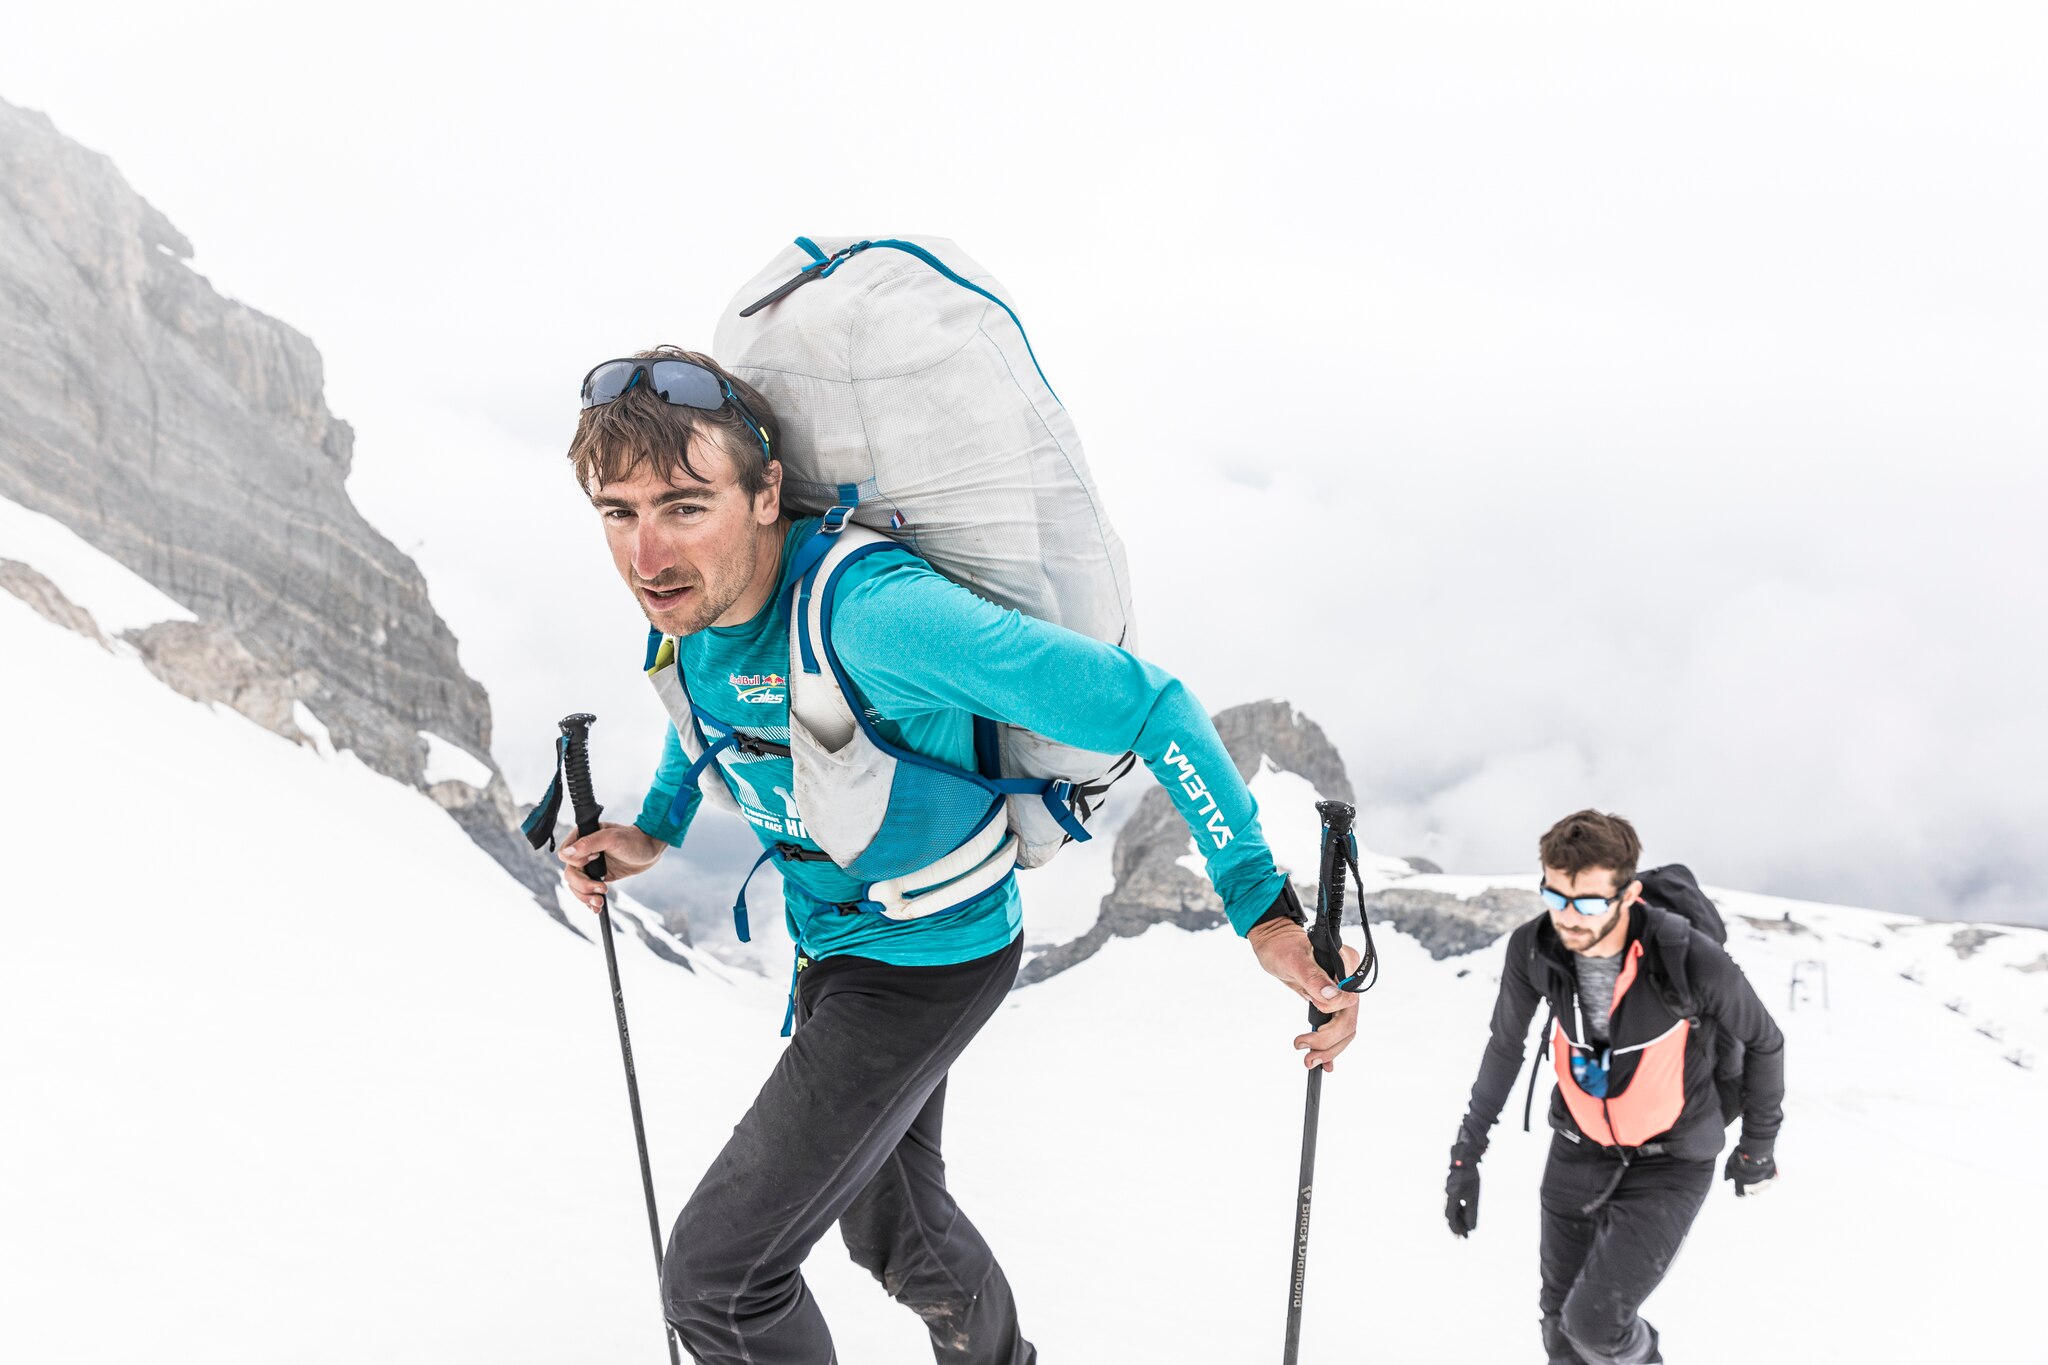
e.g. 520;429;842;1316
1522;1001;1557;1133
1641;904;1751;1124
787;486;865;682
780;517;1027;914
786;515;1083;841
644;631;744;824
729;840;834;943
1643;905;1702;1021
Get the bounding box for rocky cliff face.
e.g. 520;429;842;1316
0;98;560;917
1019;700;1539;984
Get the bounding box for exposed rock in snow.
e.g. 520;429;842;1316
1739;912;1815;936
0;557;105;646
1950;926;2007;959
1355;884;1541;960
123;619;317;744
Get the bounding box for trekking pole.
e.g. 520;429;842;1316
558;713;683;1365
1282;799;1369;1364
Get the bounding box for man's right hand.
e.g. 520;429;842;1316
1445;1153;1481;1237
557;822;667;913
1247;916;1364;1071
1724;1146;1778;1197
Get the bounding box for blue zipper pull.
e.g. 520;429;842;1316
739;242;871;317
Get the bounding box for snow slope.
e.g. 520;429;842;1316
4;511;2041;1362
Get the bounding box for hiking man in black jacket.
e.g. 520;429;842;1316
1444;810;1785;1365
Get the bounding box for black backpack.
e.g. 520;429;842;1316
1636;864;1727;945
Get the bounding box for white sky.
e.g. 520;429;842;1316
5;1;2044;922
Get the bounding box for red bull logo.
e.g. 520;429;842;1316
729;672;788;705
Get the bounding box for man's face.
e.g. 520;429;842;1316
1542;865;1638;956
589;434;779;637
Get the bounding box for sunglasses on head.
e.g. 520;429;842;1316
1538;882;1626;917
578;357;771;460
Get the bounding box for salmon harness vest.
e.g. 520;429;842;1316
1550;938;1691;1149
1515;910;1706;1212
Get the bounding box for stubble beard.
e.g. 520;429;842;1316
1558;905;1622;956
640;531;760;638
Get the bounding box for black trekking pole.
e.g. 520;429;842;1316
557;713;683;1365
1281;798;1374;1364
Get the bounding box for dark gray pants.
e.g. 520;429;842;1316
1538;1136;1714;1365
661;939;1033;1365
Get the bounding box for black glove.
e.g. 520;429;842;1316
1723;1146;1777;1197
1445;1149;1482;1237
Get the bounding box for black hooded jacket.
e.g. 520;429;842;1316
1454;903;1785;1164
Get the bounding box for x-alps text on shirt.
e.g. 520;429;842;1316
730;672;787;705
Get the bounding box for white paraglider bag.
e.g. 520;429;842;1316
713;236;1136;866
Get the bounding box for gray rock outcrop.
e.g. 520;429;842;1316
0;97;559;916
1354;885;1540;959
122;620;319;744
0;556;105;645
1018;700;1348;984
1949;927;2006;960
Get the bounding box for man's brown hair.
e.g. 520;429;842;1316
567;346;781;499
1538;809;1643;888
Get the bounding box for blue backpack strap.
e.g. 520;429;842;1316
787;488;863;675
732;843;838;947
1038;781;1090;843
730;846;782;944
972;715;1003;779
661;702;748;826
982;773;1092;843
969;714;1089;843
779;949;810;1038
667;733;737;826
807;535;1024;831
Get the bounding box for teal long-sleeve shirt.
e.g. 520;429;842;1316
637;518;1286;966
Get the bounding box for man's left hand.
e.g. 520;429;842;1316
1248;919;1365;1072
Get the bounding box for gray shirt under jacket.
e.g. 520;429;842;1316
1573;951;1625;1046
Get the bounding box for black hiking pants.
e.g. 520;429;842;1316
1537;1135;1714;1365
660;937;1033;1365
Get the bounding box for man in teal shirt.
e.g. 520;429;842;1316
557;348;1361;1365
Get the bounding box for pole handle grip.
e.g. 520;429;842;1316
1306;799;1355;1027
558;713;609;883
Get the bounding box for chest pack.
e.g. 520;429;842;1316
1546;934;1692;1148
650;238;1139;927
